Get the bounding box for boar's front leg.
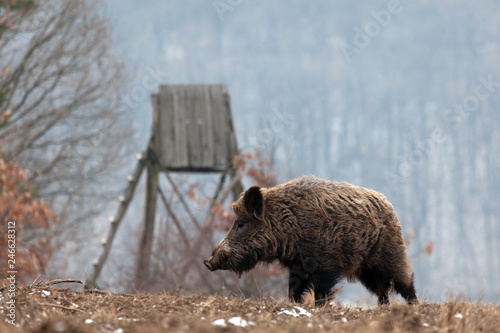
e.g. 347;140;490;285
313;269;341;306
288;270;311;303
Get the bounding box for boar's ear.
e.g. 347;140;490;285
243;186;263;219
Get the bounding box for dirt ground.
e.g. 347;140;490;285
1;284;499;333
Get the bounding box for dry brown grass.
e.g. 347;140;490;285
1;285;499;332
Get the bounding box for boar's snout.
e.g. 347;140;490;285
204;239;232;272
203;257;216;271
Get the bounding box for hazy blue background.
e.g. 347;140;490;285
100;0;500;302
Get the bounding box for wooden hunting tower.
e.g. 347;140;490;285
152;85;237;171
87;84;243;289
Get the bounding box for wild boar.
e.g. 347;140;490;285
203;176;418;306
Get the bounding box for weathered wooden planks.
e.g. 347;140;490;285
153;84;235;171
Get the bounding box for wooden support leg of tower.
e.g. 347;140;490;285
135;162;159;290
211;171;228;204
157;185;191;249
229;167;244;201
164;173;201;230
202;171;228;247
86;154;146;289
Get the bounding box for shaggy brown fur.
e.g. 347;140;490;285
204;176;418;306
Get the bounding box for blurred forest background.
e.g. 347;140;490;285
1;0;499;304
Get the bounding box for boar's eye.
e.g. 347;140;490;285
236;219;244;229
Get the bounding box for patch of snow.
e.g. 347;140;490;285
278;309;296;317
41;290;51;297
454;313;463;319
103;324;114;331
84;319;94;324
423;322;430;327
228;317;255;327
277;306;313;318
307;322;313;328
212;319;227;327
295;307;312;317
113;329;124;333
341;317;348;323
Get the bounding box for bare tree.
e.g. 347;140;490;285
0;0;134;260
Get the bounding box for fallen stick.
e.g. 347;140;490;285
37;302;88;314
40;279;87;287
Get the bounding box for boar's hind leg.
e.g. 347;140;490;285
394;272;418;305
359;268;390;305
288;271;311;303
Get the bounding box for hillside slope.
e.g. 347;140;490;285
1;285;499;332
